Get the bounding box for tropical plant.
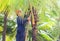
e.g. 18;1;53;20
0;0;60;41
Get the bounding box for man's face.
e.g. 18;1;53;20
16;10;22;16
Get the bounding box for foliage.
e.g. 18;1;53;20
0;0;60;41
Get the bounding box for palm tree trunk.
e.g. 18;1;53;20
28;1;38;40
32;24;37;41
31;7;38;41
2;10;8;41
27;0;37;41
25;27;28;41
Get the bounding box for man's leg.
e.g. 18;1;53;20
16;31;25;41
20;31;25;41
16;34;20;41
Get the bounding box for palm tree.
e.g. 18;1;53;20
30;6;38;41
2;7;8;41
0;0;60;41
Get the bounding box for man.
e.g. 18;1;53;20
16;10;30;41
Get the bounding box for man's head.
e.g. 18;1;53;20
16;10;22;16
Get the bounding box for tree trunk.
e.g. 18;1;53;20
32;24;37;41
25;27;28;41
2;11;8;41
31;7;38;41
28;0;37;41
25;10;31;41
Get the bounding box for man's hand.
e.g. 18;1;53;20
27;16;31;22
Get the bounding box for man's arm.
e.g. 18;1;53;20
22;18;28;24
22;15;30;24
17;15;30;25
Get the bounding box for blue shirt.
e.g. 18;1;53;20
17;16;28;32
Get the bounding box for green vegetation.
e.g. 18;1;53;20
0;0;60;41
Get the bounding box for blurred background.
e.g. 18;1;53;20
0;0;60;41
